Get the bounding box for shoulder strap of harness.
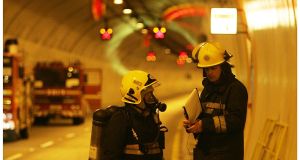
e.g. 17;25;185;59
123;107;164;154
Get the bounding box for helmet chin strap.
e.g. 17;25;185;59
136;102;147;111
135;96;158;116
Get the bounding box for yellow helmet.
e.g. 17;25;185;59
120;70;159;104
192;42;232;68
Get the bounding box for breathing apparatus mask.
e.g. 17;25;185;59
153;102;167;112
143;92;167;112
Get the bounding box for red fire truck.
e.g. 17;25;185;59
82;68;102;112
3;39;33;141
32;61;89;125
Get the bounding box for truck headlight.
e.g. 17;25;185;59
3;113;15;130
3;98;12;110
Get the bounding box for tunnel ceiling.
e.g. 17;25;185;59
4;0;234;59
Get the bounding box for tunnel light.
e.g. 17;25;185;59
136;22;144;29
146;51;156;62
91;0;105;21
164;48;171;54
123;9;132;14
153;27;166;39
141;28;148;34
99;28;113;40
100;28;106;34
177;51;189;65
211;8;237;34
160;27;166;33
153;27;159;33
176;58;185;66
244;1;295;30
186;57;193;63
113;0;123;4
179;51;188;61
107;28;113;34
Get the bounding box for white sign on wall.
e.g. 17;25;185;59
211;8;237;34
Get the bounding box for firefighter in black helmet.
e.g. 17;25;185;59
183;42;248;160
102;70;166;160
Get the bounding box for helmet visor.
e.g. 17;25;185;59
144;74;160;88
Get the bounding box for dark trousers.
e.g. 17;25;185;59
193;147;242;160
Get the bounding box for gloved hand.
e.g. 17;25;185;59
183;119;203;133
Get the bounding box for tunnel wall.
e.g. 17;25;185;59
242;0;297;159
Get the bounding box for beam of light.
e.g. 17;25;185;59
166;21;198;46
105;20;143;75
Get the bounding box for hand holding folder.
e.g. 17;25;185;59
183;106;189;120
183;88;202;124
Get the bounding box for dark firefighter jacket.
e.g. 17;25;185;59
195;72;248;160
102;104;163;160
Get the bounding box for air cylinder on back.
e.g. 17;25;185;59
88;106;119;160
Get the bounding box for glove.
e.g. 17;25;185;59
183;119;203;133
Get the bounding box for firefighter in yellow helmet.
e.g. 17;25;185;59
184;42;248;160
120;70;159;105
102;70;167;160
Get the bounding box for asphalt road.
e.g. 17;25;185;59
4;94;195;160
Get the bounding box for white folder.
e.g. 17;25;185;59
184;88;202;123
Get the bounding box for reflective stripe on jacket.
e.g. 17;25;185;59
124;142;161;155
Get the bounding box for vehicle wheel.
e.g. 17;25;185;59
42;117;49;125
3;130;18;142
34;117;49;125
20;127;29;139
73;117;84;125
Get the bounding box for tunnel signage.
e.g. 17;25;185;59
210;8;237;34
